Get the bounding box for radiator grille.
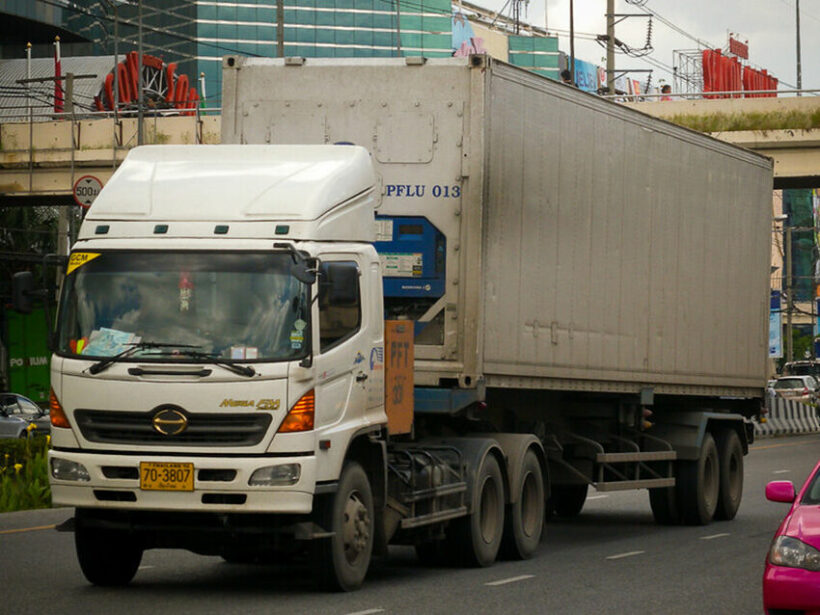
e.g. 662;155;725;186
74;410;272;447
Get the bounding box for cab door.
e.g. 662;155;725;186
312;256;372;439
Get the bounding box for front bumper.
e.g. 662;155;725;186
49;449;316;514
763;563;820;614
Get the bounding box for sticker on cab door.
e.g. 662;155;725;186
67;252;101;275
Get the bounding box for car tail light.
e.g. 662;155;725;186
49;389;71;429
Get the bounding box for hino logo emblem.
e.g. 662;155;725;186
152;408;188;436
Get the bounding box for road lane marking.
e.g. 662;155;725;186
606;551;644;560
753;439;820;451
700;533;730;540
0;524;56;535
485;574;535;586
345;610;384;615
773;470;790;474
587;495;609;500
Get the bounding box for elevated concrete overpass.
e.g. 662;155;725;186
624;96;820;190
2;94;819;206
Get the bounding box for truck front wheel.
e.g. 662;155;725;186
313;461;374;591
677;432;719;525
449;453;505;567
75;511;143;586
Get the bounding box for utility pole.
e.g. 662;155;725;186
786;225;794;362
137;0;144;145
277;0;284;57
796;0;803;95
606;0;615;94
569;0;575;84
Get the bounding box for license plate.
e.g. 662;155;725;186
140;462;194;491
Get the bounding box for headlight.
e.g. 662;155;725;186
50;458;90;482
769;536;820;571
249;463;301;486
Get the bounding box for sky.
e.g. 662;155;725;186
474;0;817;93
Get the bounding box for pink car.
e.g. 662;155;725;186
764;461;820;614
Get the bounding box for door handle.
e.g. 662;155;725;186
356;372;368;382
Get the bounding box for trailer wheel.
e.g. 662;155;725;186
648;486;680;525
501;449;544;560
313;461;374;591
551;485;588;518
75;513;142;586
677;432;719;525
449;453;505;567
714;429;743;521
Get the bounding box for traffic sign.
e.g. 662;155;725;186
73;175;103;208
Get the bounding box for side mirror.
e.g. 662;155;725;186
765;480;796;503
12;271;34;314
291;259;317;285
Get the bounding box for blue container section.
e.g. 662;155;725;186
375;215;471;415
374;215;446;300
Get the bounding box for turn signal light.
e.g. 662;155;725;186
278;390;315;433
49;389;71;429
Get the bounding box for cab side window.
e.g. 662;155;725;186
319;261;361;352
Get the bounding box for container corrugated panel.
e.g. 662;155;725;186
481;62;772;393
221;56;772;397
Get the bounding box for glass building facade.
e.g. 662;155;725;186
2;1;559;107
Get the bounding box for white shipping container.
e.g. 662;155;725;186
221;55;772;399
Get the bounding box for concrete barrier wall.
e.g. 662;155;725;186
755;396;820;437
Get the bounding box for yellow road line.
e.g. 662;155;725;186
0;524;56;535
752;438;820;451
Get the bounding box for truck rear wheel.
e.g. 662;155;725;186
75;512;143;586
449;453;505;567
501;450;544;559
551;485;588;518
714;429;743;521
313;461;374;591
677;432;719;525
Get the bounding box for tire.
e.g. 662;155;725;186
75;512;143;586
449;454;505;567
676;432;720;525
714;429;744;521
649;486;680;525
501;450;544;559
312;462;374;591
551;484;588;518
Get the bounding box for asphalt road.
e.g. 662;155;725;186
2;434;818;615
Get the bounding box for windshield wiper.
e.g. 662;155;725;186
87;342;201;375
155;349;256;377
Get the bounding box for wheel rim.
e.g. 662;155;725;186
478;474;501;544
519;471;540;538
342;490;371;565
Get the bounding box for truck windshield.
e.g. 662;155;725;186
57;251;310;362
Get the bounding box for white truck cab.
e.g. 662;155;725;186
43;144;394;588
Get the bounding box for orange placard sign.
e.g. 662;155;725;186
384;320;414;435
